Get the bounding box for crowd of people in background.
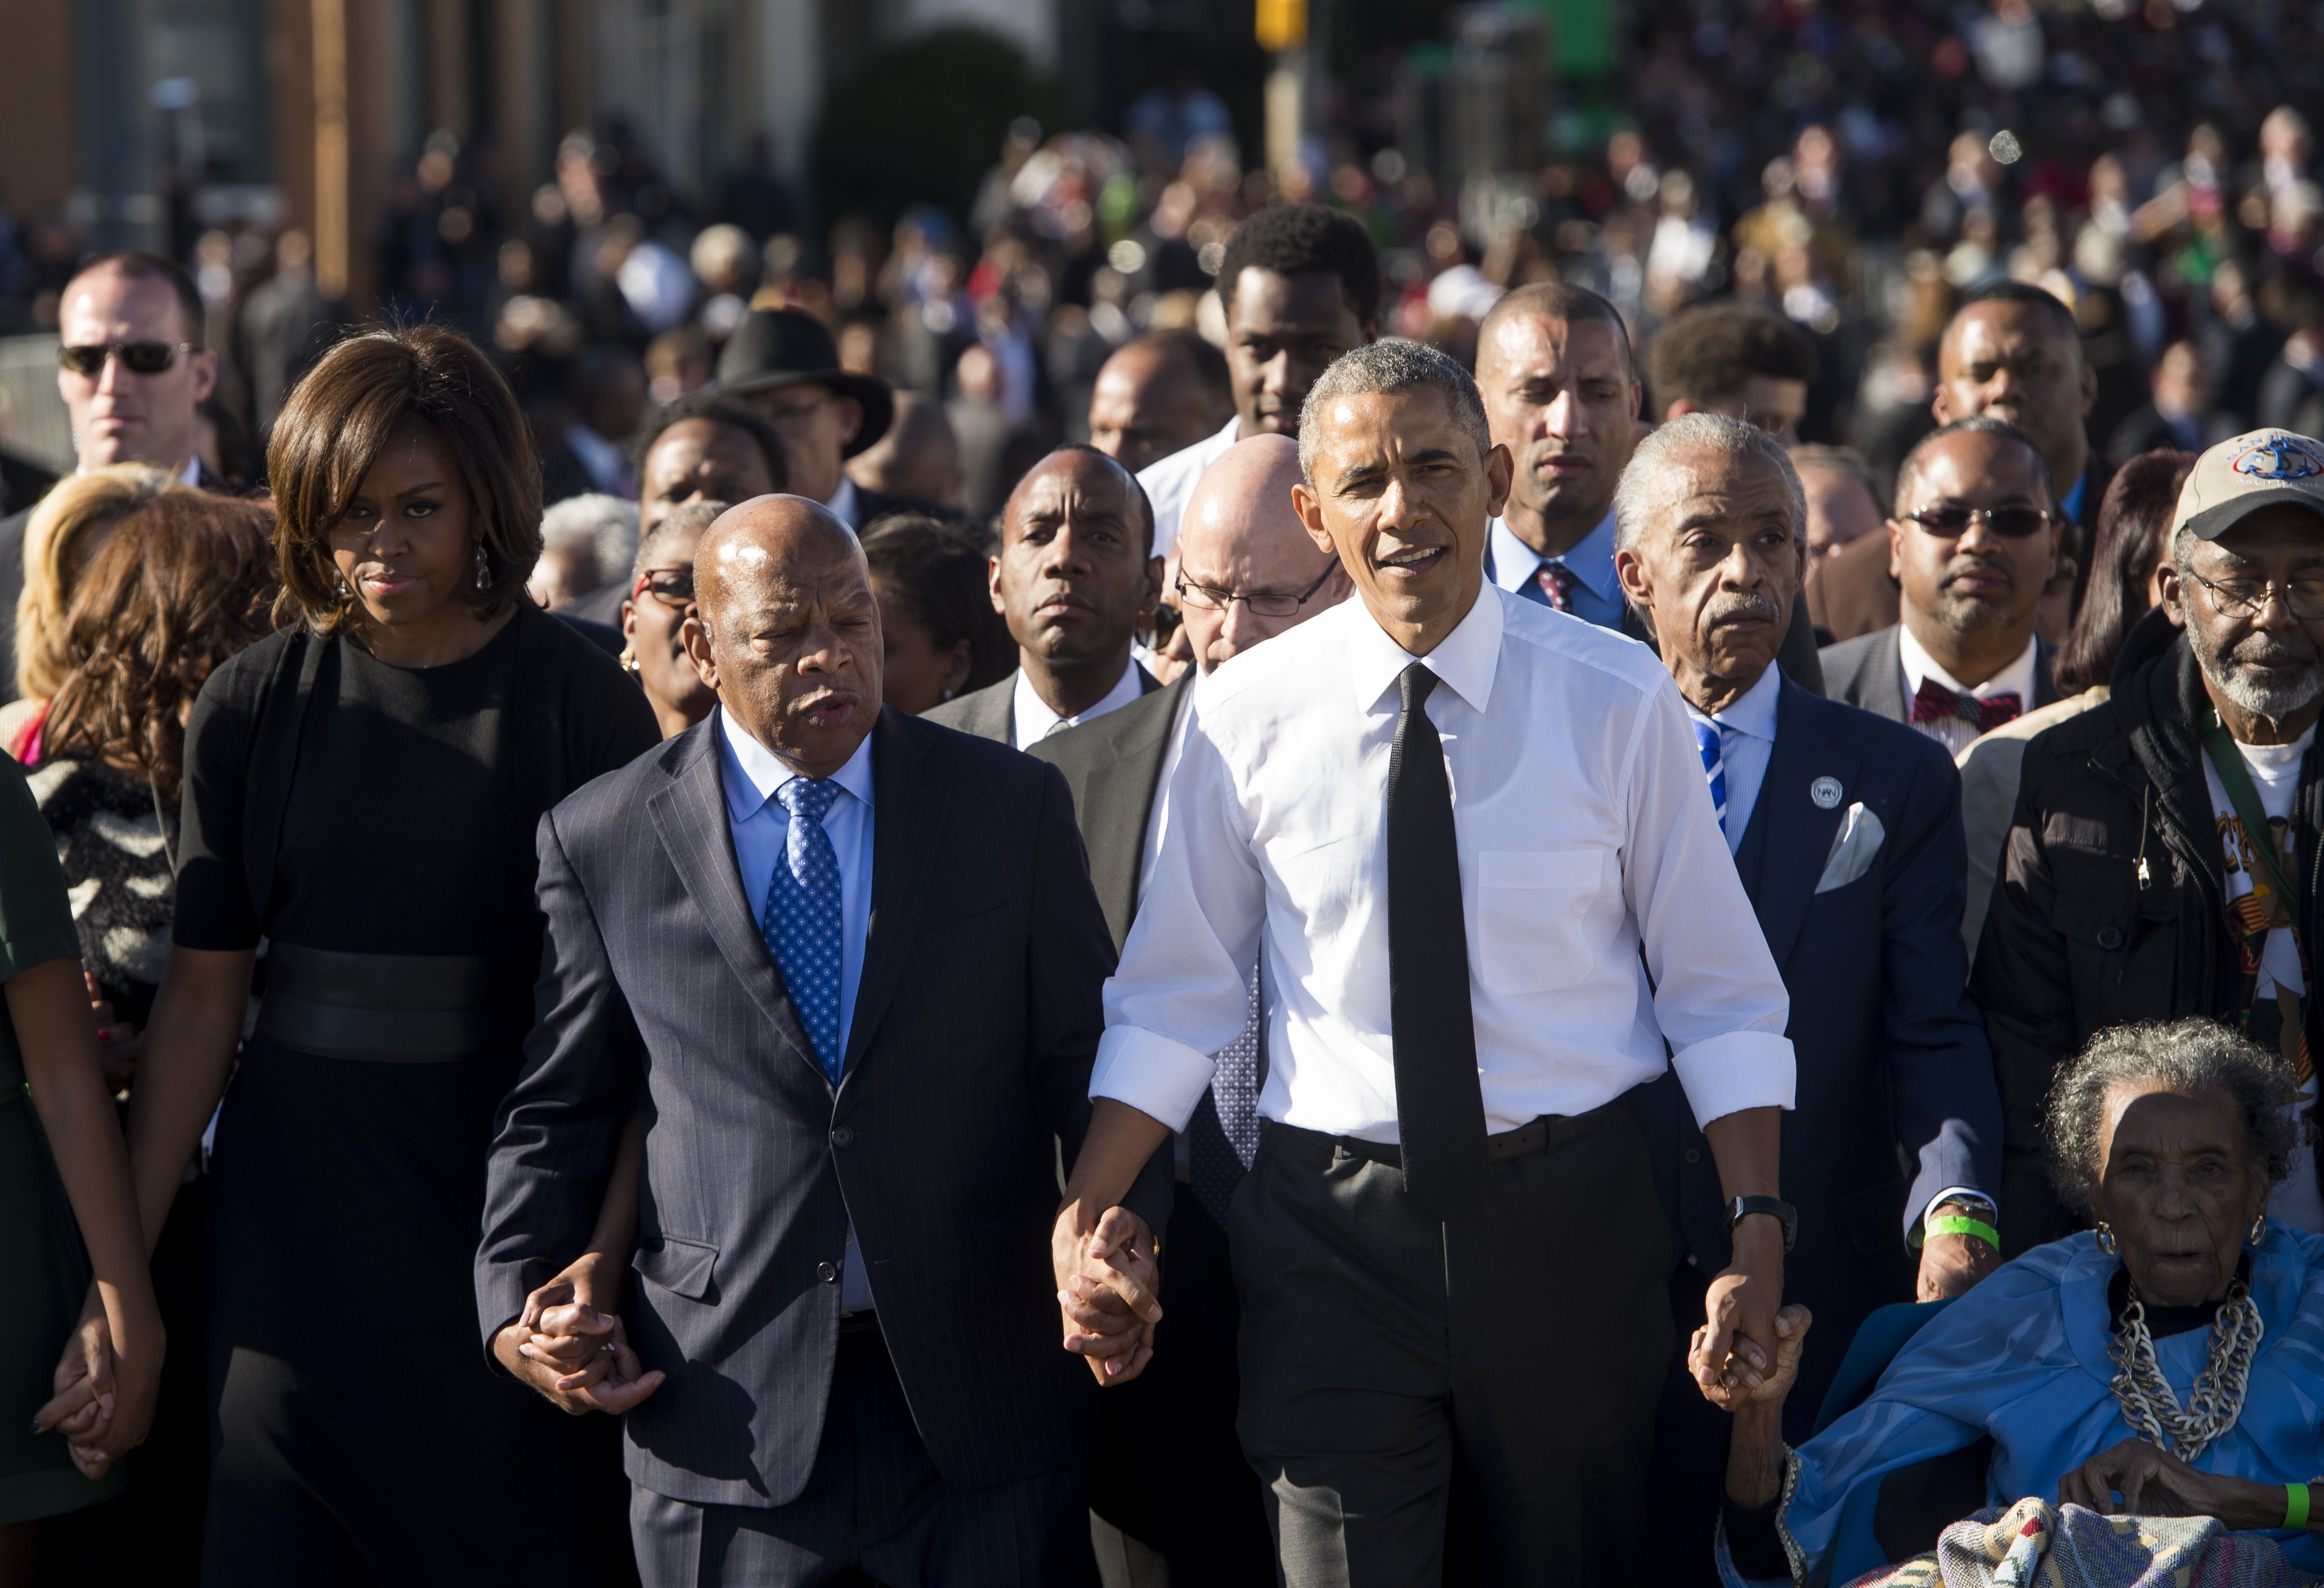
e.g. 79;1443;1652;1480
6;5;2324;1586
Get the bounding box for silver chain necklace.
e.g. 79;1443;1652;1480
2107;1280;2264;1464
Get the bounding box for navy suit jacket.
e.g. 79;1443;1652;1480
1629;677;2001;1429
475;706;1170;1508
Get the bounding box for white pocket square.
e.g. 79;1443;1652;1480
1815;803;1885;894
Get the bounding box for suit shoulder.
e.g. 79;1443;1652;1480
1801;690;1954;775
920;674;1013;736
1816;627;1888;681
898;706;1051;789
1029;676;1180;771
547;724;695;834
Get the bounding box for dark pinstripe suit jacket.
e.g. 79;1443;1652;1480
476;705;1165;1509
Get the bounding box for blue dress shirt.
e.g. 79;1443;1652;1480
718;707;877;1308
1485;510;1627;629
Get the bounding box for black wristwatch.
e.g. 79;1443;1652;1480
1727;1195;1798;1254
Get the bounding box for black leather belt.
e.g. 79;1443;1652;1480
1292;1107;1614;1167
255;943;532;1062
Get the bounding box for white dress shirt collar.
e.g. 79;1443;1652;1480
826;473;862;531
1897;624;2038;706
1342;582;1504;718
1699;660;1781;742
1011;657;1144;748
717;707;876;824
82;453;201;485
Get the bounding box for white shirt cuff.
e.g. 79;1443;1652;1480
1669;1030;1796;1130
1091;1025;1218;1133
1922;1187;1996;1231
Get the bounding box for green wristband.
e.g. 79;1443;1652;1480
2287;1482;2310;1531
1927;1215;2000;1250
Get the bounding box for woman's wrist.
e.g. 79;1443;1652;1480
1723;1400;1789;1506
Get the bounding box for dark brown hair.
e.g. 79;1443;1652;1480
266;324;542;633
859;513;1015;697
2054;449;2196;694
43;494;280;802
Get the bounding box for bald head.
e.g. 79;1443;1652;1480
1176;433;1350;673
686;494;883;777
1089;334;1230;476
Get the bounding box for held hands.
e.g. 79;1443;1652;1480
87;971;141;1094
1050;1201;1162;1386
1691;1302;1811;1412
33;1289;160;1480
1696;1215;1788;1402
493;1253;664;1416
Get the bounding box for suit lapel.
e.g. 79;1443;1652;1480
1866;627;1909;723
1746;681;1857;973
842;710;942;1077
646;723;825;1088
1083;677;1186;948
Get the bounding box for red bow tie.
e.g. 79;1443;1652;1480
1911;677;2021;732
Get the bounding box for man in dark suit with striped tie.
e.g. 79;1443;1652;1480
476;496;1171;1587
1033;432;1349;1588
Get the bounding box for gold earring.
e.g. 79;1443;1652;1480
2251;1214;2269;1248
2095;1222;2118;1256
617;646;638;676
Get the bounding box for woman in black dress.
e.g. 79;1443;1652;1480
124;325;659;1585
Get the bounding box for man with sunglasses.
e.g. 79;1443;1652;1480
1976;428;2324;1252
1820;417;2065;750
0;251;223;704
1028;432;1346;1588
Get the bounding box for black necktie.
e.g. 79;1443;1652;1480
1386;664;1489;1218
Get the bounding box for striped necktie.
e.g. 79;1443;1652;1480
1691;717;1727;835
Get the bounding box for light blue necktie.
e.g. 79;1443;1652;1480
1691;717;1728;836
762;777;845;1084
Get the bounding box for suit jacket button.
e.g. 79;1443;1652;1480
818;1261;838;1283
1683;1147;1702;1165
2097;927;2124;950
831;1126;854;1147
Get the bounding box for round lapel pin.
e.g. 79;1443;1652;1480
1810;776;1843;810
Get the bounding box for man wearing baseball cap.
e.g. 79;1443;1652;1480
1976;429;2324;1249
717;307;930;530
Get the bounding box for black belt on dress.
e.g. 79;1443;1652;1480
254;942;532;1062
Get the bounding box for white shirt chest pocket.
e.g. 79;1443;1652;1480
1475;849;1609;996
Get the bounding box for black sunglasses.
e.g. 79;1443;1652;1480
57;342;195;377
1902;504;2052;540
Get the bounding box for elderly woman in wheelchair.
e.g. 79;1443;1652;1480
1705;1018;2324;1587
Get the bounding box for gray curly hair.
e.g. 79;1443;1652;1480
2045;1018;2299;1218
1296;339;1493;483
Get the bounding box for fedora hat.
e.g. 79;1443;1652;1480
716;308;895;457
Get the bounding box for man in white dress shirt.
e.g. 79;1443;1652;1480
925;446;1164;747
1819;417;2065;748
1135;205;1381;563
1049;342;1795;1587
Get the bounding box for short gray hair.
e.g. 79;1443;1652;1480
2045;1018;2299;1219
1611;413;1806;554
633;499;730;580
541;493;641;584
1296;339;1493;482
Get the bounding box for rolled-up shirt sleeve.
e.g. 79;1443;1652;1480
1091;701;1265;1131
1621;677;1796;1128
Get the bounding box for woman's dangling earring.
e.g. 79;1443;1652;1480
2095;1222;2118;1256
473;542;491;591
2251;1214;2269;1249
617;646;638;676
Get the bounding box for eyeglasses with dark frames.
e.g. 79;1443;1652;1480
56;342;196;377
633;566;697;609
1901;503;2052;540
1175;560;1339;618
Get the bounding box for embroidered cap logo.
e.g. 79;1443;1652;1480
2229;436;2324;482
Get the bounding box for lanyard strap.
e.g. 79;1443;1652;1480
2202;721;2302;916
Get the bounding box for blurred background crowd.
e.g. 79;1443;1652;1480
2;0;2322;583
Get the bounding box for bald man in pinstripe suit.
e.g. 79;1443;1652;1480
476;498;1171;1587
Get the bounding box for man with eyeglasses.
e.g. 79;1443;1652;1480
1977;427;2324;1253
0;250;223;703
1027;431;1344;1588
1819;417;2065;751
714;307;931;531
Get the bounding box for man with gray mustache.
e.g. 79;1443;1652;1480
1611;413;2004;1586
1976;428;2324;1256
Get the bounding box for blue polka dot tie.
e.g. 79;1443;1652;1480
762;777;845;1084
